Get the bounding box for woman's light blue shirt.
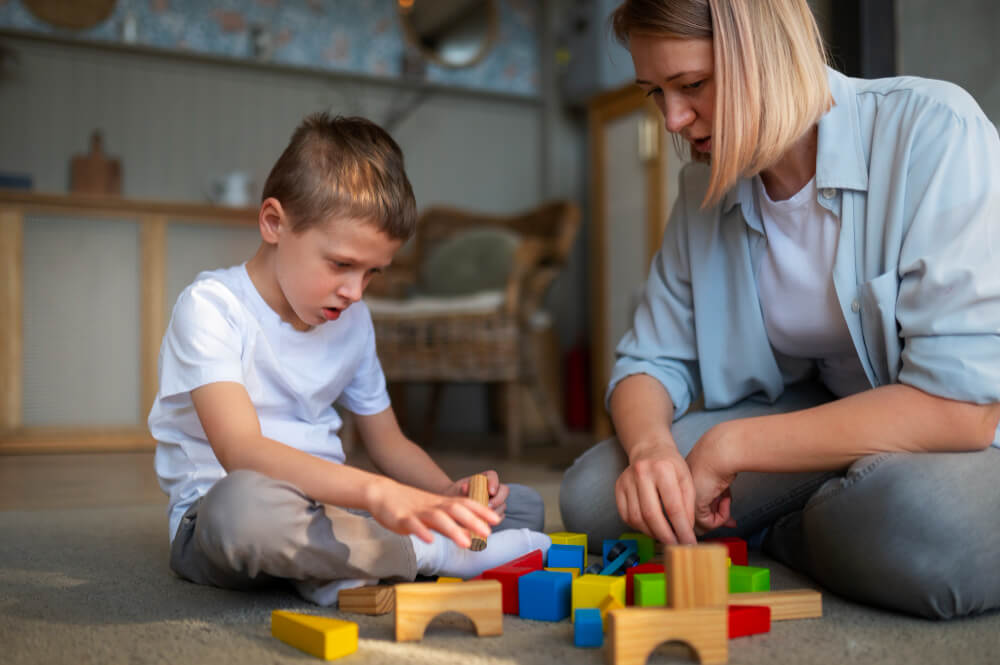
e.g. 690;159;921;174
609;67;1000;447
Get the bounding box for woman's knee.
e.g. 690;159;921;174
802;451;1000;618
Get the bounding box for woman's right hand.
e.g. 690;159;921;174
364;477;500;549
614;439;698;545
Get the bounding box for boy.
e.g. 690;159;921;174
149;113;550;606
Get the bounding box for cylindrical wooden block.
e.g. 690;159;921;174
468;474;489;551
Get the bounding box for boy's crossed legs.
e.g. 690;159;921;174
170;470;549;605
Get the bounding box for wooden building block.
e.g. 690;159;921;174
729;565;770;593
271;610;358;660
703;536;748;566
606;607;728;665
394;579;503;642
337;584;394;615
665;544;728;609
726;589;823;620
571;574;626;621
728;604;771;638
549;531;588;553
468;474;489;551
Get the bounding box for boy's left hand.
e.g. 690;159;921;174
445;470;509;521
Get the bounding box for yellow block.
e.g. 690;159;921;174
436;577;463;583
545;567;580;579
571;574;625;622
549;531;588;553
271;610;358;660
598;595;624;626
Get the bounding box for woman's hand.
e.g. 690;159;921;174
444;470;510;521
686;421;741;533
364;477;500;548
614;439;698;545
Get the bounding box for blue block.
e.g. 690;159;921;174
518;570;573;621
602;539;638;566
547;544;586;572
574;608;603;647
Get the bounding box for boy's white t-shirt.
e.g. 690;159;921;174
149;264;391;542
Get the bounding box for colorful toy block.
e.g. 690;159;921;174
571;574;626;621
545;566;580;578
481;548;545;615
727;589;822;620
338;584;394;615
601;549;640;576
633;573;666;607
728;604;771;638
598;594;624;625
518;570;573;621
729;565;770;593
547;543;586;573
619;531;655;563
704;536;748;566
625;563;664;606
574;608;603;648
584;562;604;575
394;579;503;641
549;531;588;553
436;577;462;583
603;539;638;566
271;610;358;660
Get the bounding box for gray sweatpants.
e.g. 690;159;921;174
559;381;1000;619
169;471;545;592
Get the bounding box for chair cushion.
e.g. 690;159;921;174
418;227;521;297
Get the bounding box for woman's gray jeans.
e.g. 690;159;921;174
559;381;1000;619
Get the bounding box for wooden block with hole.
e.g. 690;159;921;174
727;589;822;620
271;610;357;660
665;544;728;609
607;606;728;665
337;584;394;615
394;579;502;642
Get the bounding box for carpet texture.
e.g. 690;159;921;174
1;504;997;664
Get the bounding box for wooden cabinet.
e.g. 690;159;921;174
588;84;685;438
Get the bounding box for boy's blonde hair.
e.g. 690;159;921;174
612;0;832;207
262;113;417;240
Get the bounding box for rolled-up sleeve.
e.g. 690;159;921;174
607;180;703;420
894;102;1000;418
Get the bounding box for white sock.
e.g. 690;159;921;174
409;529;552;579
293;577;378;607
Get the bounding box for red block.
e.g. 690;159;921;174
728;604;771;638
625;562;665;606
705;536;748;566
480;549;544;615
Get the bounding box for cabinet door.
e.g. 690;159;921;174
588;85;671;437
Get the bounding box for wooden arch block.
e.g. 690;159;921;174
606;607;728;665
394;580;503;642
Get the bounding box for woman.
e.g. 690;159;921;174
559;0;1000;619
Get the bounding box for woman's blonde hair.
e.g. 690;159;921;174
611;0;832;207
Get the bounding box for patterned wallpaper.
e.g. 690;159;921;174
0;0;539;96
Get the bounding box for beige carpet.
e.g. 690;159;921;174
2;499;999;665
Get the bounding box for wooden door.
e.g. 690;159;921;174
588;84;670;438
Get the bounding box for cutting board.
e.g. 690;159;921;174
70;130;121;196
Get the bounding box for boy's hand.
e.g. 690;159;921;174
445;470;510;521
364;477;500;548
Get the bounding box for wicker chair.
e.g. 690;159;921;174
365;200;581;458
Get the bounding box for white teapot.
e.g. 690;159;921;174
209;171;254;207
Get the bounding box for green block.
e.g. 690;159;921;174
729;565;770;593
618;531;655;564
633;573;666;607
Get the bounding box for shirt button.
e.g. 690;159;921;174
851;300;860;313
822;187;837;199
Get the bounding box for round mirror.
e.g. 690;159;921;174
399;0;498;69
